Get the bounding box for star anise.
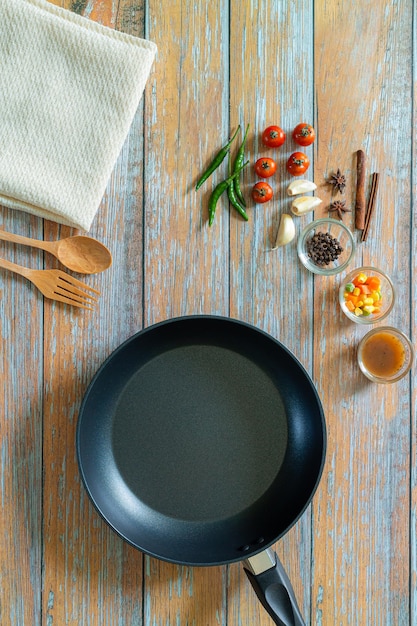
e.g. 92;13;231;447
328;169;347;193
329;199;351;221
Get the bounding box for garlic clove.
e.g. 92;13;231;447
291;196;322;216
273;214;295;248
287;179;317;196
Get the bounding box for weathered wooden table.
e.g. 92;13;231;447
1;1;416;624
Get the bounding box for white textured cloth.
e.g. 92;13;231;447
0;0;156;231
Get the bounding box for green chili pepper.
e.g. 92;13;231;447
196;126;241;191
227;183;249;222
232;123;249;206
208;160;249;226
227;154;249;221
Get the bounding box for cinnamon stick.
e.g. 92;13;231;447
361;172;379;242
355;149;366;230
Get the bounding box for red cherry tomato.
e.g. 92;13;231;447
251;181;273;204
254;157;277;178
286;151;310;176
261;125;286;148
292;123;316;146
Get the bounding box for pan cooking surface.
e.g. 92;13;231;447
112;344;288;521
77;316;326;565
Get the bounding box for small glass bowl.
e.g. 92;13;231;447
357;327;414;383
297;218;355;276
339;266;395;324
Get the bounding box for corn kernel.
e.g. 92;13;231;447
354;307;364;316
353;287;361;296
363;305;375;314
363;297;374;306
356;273;367;284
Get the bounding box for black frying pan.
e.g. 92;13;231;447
77;316;326;625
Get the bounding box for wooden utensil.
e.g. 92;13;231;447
0;257;100;309
0;230;112;274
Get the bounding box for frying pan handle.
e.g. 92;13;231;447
243;550;305;626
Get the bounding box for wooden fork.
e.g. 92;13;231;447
0;257;100;309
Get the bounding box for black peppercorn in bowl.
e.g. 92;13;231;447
297;218;355;276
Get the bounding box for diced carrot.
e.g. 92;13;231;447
366;276;381;291
359;284;371;294
345;300;355;312
346;294;358;305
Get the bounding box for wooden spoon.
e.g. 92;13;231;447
0;229;112;274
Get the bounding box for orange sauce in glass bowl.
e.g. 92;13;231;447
361;331;405;377
358;327;414;383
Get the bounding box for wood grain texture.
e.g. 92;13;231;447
0;0;415;625
0;210;44;626
411;7;417;626
313;1;414;625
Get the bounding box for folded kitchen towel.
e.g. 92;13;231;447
0;0;156;231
